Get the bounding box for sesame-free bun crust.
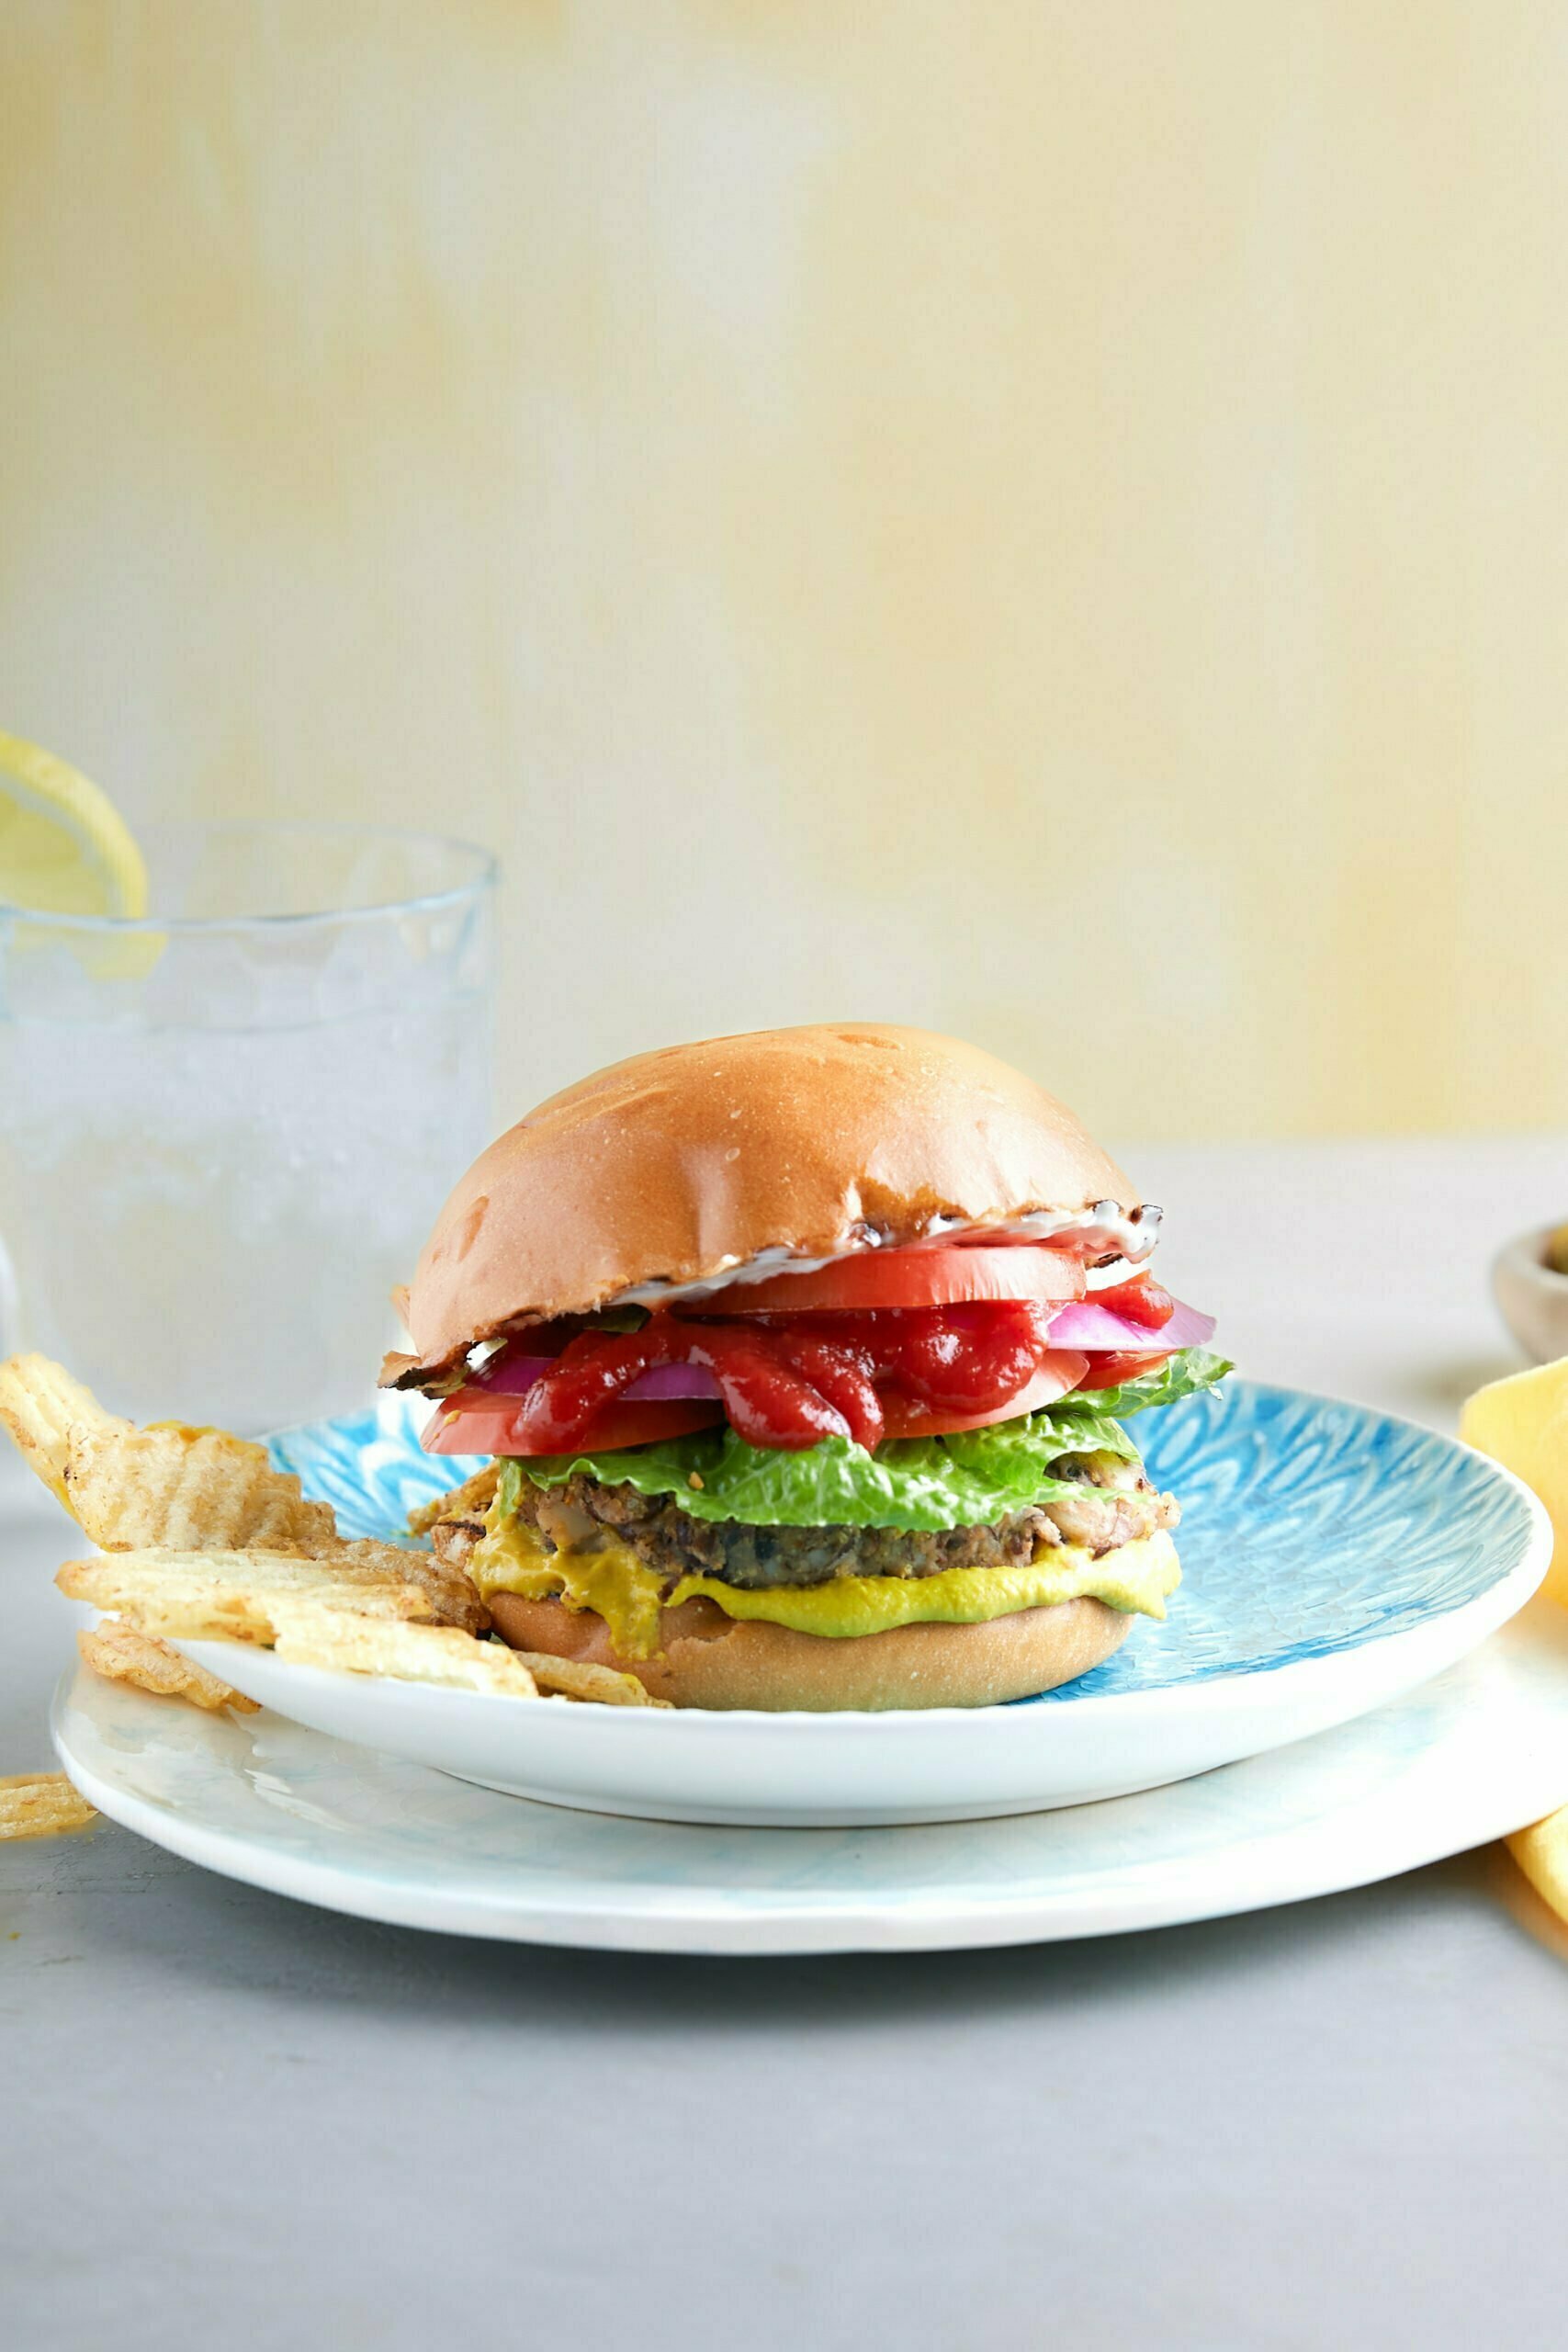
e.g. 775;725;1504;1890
486;1588;1132;1712
398;1023;1135;1381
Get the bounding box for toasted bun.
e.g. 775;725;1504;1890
397;1023;1136;1381
486;1589;1132;1712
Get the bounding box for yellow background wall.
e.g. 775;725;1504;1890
3;2;1564;1139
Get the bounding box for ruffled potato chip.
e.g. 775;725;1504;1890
77;1623;260;1713
6;1357;656;1712
58;1544;447;1645
407;1463;500;1539
268;1603;544;1695
0;1352;336;1553
268;1602;666;1704
5;1355;490;1638
498;1646;671;1707
0;1771;96;1840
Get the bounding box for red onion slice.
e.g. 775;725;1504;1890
473;1353;556;1396
476;1351;723;1402
470;1296;1214;1411
1045;1298;1215;1351
624;1362;725;1402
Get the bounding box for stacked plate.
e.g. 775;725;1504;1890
55;1381;1566;1953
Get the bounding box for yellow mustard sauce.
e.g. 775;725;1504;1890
471;1499;1179;1660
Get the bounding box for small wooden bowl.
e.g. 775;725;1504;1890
1492;1223;1568;1363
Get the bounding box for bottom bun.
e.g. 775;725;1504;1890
487;1589;1133;1712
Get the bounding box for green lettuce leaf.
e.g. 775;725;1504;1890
506;1346;1231;1532
1063;1347;1233;1419
505;1427;1096;1534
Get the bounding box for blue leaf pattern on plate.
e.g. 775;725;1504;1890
266;1381;1536;1704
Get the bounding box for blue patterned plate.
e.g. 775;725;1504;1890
130;1377;1552;1827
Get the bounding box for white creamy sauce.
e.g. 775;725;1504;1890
611;1200;1162;1311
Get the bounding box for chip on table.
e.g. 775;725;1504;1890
0;1772;96;1841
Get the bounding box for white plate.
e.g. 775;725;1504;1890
52;1599;1568;1954
152;1379;1552;1828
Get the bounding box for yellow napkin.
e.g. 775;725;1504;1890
1461;1360;1568;1922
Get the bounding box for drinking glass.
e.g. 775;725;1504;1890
0;824;495;1433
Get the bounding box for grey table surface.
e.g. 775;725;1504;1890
5;1136;1568;2351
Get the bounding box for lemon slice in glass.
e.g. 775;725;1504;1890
0;730;148;919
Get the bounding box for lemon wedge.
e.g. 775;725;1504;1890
1507;1808;1568;1924
1461;1370;1568;1928
1461;1355;1568;1608
0;730;148;919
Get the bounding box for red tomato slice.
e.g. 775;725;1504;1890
726;1244;1084;1315
1073;1350;1174;1390
876;1352;1091;1440
423;1390;723;1457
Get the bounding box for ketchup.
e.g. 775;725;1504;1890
514;1302;1063;1454
1091;1275;1176;1330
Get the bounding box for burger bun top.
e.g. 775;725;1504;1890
395;1023;1137;1383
